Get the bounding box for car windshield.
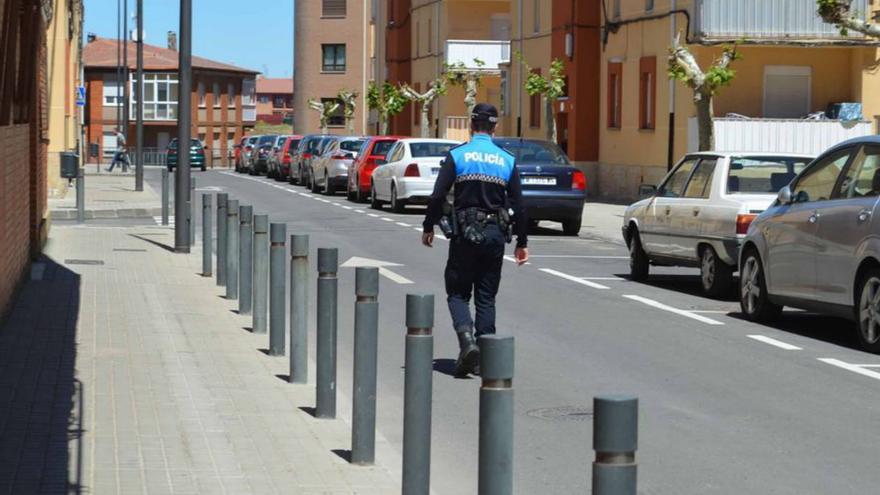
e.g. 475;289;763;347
247;137;258;145
493;139;570;165
340;139;366;153
409;142;456;158
258;135;276;145
727;156;812;194
305;138;324;153
372;140;396;156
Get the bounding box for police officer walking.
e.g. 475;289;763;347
422;103;529;377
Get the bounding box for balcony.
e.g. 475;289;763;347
243;106;257;122
695;0;869;41
445;40;510;71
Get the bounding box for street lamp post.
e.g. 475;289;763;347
175;0;192;252
122;0;129;136
135;0;144;191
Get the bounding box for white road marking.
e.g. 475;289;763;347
622;295;724;325
580;276;625;281
355;210;366;214
819;358;880;381
340;256;414;284
413;227;422;232
503;255;531;265
380;217;394;222
530;255;629;259
540;268;609;289
690;310;731;314
396;222;412;227
341;206;353;210
747;335;802;350
367;213;380;218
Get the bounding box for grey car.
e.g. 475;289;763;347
740;136;880;352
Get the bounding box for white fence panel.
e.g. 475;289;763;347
445;40;510;70
697;0;868;39
688;118;874;156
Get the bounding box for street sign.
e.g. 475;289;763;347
75;86;85;107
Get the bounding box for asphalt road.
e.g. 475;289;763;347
148;169;880;494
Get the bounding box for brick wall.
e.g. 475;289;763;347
0;125;33;319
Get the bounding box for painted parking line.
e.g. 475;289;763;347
581;276;625;281
530;255;629;259
396;222;412;227
818;358;880;382
622;295;724;325
381;217;394;222
355;210;366;214
540;268;610;290
342;206;353;210
367;213;380;218
747;335;802;350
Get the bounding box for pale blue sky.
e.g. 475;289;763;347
83;0;293;77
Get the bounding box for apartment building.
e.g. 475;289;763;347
82;35;259;167
255;77;294;124
293;0;371;135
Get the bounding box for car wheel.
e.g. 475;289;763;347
390;184;406;213
323;172;334;196
370;182;382;210
347;179;356;201
201;165;206;172
355;178;365;203
310;171;321;193
855;268;880;353
562;216;582;236
739;249;782;322
629;228;650;282
700;246;733;298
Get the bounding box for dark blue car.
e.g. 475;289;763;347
493;138;586;235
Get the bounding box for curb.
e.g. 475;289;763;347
49;207;172;220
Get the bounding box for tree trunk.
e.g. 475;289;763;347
544;97;556;143
420;102;431;138
380;116;389;136
320;118;328;135
346;116;354;135
465;79;478;117
695;93;714;152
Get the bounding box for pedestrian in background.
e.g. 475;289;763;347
106;128;129;172
421;103;529;377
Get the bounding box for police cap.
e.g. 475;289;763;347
471;103;498;124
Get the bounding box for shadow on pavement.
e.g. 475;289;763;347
727;312;863;352
616;273;740;303
298;406;317;418
331;449;352;463
432;359;474;379
128;233;176;253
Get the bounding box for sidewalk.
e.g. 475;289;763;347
48;173;167;221
0;224;398;494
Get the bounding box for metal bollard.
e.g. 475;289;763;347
225;200;239;300
76;167;85;223
478;335;515;495
238;205;254;315
189;178;196;246
402;294;434;495
216;193;228;286
252;215;269;334
592;395;638;495
269;223;287;356
289;234;309;384
161;167;169;226
351;267;379;465
316;247;339;419
201;194;212;276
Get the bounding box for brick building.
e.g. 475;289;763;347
83;35;259;167
255;77;293;125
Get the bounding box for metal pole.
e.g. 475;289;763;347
402;294;434;495
252;215;269;334
592;395;638;495
189;177;196;246
238;205;254;315
289;234;309;383
201;193;212;276
174;0;192;251
116;0;121;127
316;247;338;419
225;199;239;300
76;168;85;224
135;0;143;191
351;267;379;465
161;167;169;225
478;335;515;495
216;193;228;285
269;223;287;356
123;0;129;136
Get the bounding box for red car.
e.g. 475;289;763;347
271;134;303;181
347;136;404;202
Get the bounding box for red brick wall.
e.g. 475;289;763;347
0;124;34;318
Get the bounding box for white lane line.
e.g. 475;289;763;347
691;310;731;314
622;295;724;325
530;255;629;259
341;206;353;210
540;268;609;289
396;222;412;227
819;358;880;381
580;276;625;281
331;202;341;206
355;210;366;214
504;255;530;265
380;217;394;222
367;213;380;218
857;364;880;368
747;335;802;350
413;227;423;232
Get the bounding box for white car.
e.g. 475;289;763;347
370;138;461;212
622;152;813;297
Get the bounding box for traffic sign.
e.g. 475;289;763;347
75;86;85;106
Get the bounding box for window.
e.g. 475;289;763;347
242;79;256;105
274;96;286;108
227;83;236;107
763;65;811;118
322;44;346;72
607;62;622;129
103;80;122;106
613;0;621;19
130;73;178;120
259;95;270;104
413;82;422;126
410;142;456;157
529;69;541;128
684;159;717;199
213;82;221;108
197;81;206;107
728;156;811;194
416;21;420;56
792;148;853;203
533;0;540;33
639;57;656;130
835;146;880;198
322;0;346;17
388;143;405;162
427;18;432;54
646;0;654;11
659;158;698;198
321;98;345;126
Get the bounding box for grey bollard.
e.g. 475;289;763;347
289;234;309;384
76;167;85;223
216;193;228;286
402;294;434;495
252;215;269;334
189;178;196;245
225;200;239;300
201;194;212;276
269;223;287;356
351;267;379;465
238;205;254;315
592;395;638;495
316;247;339;419
478;335;515;495
161;167;169;226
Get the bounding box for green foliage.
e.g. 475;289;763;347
367;81;409;117
667;44;741;96
444;59;486;87
817;0;855;35
516;53;566;101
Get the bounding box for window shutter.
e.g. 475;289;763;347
322;0;346;17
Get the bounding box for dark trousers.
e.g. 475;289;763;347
444;223;505;337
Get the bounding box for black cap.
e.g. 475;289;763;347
471;103;499;124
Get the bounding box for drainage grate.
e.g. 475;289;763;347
112;248;147;252
527;406;593;422
64;259;105;266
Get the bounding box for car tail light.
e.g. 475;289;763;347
303;153;312;160
736;214;758;235
404;163;420;177
572;170;586;191
283;154;290;165
331;154;348;160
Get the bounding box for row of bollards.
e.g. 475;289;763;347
198;192;638;495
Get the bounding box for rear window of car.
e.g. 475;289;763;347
340;139;366;153
371;139;397;156
258;135;277;145
409;142;456;158
277;137;288;147
727;156;812;194
493;139;570;165
287;139;301;153
168;139;201;149
247;137;259;145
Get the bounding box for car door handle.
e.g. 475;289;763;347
692;208;700;217
808;212;821;224
665;206;671;215
858;209;872;223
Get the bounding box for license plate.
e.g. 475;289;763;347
432;168;440;176
522;176;556;186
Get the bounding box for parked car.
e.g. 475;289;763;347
347;136;403;202
237;135;259;173
269;135;302;181
290;134;331;185
233;137;246;171
166;138;207;172
623;152;813;297
493;138;587;235
266;135;289;179
739;136;880;352
309;136;367;195
370;138;461;212
249;134;279;175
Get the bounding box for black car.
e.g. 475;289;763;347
250;134;279;175
493;138;586;235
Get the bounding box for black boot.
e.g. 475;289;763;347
454;330;480;377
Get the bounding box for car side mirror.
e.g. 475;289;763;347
638;184;657;199
777;185;792;205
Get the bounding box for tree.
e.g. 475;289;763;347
307;98;340;134
817;0;880;37
516;53;566;143
366;81;409;135
400;78;448;138
668;34;741;151
337;89;359;135
445;58;486;118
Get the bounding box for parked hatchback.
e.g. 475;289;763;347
290;134;331;185
310;136;367;195
166;138;206;172
269;135;302;181
250;134;279;175
740;136;880;352
348;136;403;203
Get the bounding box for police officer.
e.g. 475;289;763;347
421;103;529;377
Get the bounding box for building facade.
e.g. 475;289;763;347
83;36;259;167
255;77;294;124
